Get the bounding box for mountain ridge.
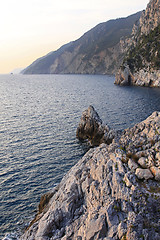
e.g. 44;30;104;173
22;12;142;75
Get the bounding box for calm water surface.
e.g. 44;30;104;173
1;74;160;239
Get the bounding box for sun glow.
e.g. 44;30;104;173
0;0;149;73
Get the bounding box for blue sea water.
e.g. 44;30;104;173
1;74;160;239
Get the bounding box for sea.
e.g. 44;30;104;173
1;74;160;239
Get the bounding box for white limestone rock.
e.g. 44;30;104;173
150;166;160;181
135;168;154;180
128;159;139;171
138;157;148;168
123;173;132;187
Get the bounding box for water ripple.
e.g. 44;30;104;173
1;74;160;239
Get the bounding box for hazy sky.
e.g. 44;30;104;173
0;0;149;74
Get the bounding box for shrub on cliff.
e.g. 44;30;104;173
123;23;160;72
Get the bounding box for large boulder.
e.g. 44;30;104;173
76;105;115;146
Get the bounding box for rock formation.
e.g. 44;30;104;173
76;106;115;146
115;68;160;87
115;0;160;87
21;109;160;240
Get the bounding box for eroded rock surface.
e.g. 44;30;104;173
76;105;116;146
21;111;160;240
115;68;160;87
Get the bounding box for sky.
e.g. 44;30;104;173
0;0;149;74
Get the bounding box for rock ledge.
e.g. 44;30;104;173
21;110;160;240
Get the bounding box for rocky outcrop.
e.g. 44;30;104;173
114;66;133;86
21;110;160;240
115;0;160;87
76;106;115;146
115;68;160;87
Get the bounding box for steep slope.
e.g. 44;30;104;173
115;0;160;87
21;109;160;240
22;12;141;75
21;42;72;74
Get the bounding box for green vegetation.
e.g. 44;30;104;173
113;203;121;211
80;13;142;60
115;162;118;171
119;145;126;152
139;234;145;239
149;185;160;194
121;234;127;240
38;192;54;213
123;24;160;72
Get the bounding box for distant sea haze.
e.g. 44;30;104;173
1;74;160;239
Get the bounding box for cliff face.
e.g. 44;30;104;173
22;12;141;75
21;110;160;240
139;0;160;35
115;0;160;87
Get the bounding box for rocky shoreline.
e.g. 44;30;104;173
115;68;160;87
21;107;160;240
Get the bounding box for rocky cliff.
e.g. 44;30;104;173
21;108;160;240
22;12;141;75
115;0;160;87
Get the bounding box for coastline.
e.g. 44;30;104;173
1;0;160;237
20;109;160;240
115;68;160;87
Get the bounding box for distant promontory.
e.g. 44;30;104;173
22;12;141;75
